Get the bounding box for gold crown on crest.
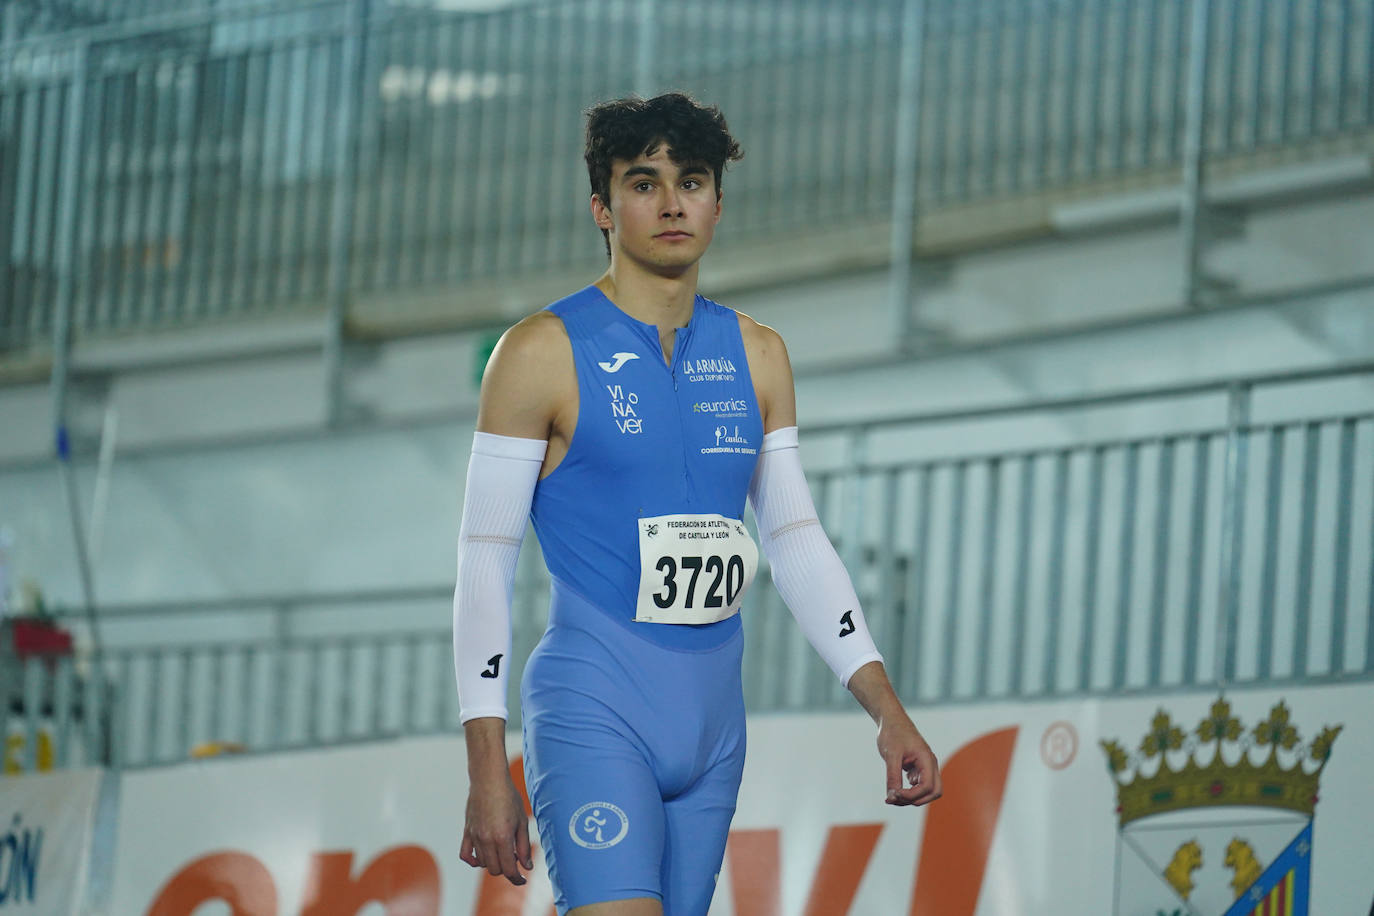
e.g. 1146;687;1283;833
1100;697;1341;827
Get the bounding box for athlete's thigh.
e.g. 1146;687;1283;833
525;723;667;914
659;753;745;916
567;899;663;916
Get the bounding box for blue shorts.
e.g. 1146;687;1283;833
521;581;746;916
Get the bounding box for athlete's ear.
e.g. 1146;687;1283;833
713;191;723;225
591;194;613;231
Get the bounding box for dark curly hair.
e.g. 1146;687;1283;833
584;92;743;257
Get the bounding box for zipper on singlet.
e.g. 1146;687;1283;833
672;326;692;502
625;295;697;503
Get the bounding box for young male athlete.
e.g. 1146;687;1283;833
454;93;941;916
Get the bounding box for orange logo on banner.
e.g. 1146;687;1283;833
726;824;886;916
147;852;278;916
723;727;1017;915
299;847;440;915
728;829;783;914
145;728;1016;915
909;727;1018;916
147;846;439;916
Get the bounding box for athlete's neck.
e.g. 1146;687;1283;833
594;266;698;335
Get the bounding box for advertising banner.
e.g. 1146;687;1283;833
106;683;1371;914
0;767;103;915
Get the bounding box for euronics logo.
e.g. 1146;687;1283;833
692;399;749;415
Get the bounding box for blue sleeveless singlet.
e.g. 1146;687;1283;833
530;285;763;649
521;286;762;915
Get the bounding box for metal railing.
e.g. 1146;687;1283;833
3;0;1372;351
6;360;1371;771
1;0;238;45
762;366;1374;708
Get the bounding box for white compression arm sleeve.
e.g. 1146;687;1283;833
452;431;546;724
748;426;883;687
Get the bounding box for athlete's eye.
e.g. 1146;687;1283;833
634;181;654;192
682;178;702;191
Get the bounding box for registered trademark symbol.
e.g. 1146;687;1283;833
1040;721;1078;770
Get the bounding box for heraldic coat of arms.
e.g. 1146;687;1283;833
1101;697;1341;916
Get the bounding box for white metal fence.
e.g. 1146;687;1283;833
8;360;1372;771
3;0;1372;349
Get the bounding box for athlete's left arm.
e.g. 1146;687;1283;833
739;313;942;808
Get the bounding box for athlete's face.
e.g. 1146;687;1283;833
592;145;722;276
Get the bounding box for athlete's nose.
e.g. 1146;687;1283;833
660;187;686;219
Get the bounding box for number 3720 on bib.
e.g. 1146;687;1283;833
634;514;760;625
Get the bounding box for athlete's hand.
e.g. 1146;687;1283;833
878;714;942;807
460;773;534;886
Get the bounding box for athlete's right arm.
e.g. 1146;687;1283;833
456;312;572;887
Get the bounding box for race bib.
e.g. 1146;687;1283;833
634;514;759;625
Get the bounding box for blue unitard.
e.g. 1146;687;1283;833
522;286;763;914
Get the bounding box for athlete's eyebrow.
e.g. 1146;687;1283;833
621;165;661;182
621;163;710;183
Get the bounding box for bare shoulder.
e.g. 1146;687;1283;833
735;310;791;370
734;310;797;431
477;310;573;438
484;310;572;384
495;309;569;361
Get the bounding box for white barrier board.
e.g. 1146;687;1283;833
0;767;103;915
107;684;1371;914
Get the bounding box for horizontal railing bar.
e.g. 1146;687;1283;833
109;723;460;770
804;360;1374;436
1240;412;1374;435
89;630;451;652
0;0;353;57
5;632;451;667
6;356;1370;476
749;669;1374;715
97;669;1374;772
834;411;1374;473
49;585;458;620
